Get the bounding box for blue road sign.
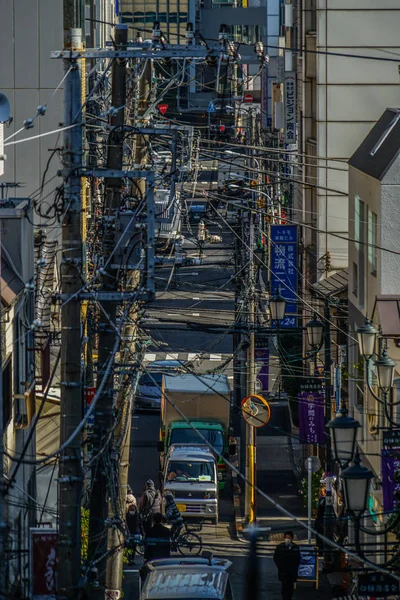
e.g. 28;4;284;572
207;102;217;113
271;224;298;328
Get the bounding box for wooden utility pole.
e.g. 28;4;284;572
58;28;84;600
87;23;128;599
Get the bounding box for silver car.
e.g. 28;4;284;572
140;555;234;600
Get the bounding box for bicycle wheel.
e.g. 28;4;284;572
178;531;202;556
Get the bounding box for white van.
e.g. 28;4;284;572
162;444;219;524
140;556;234;600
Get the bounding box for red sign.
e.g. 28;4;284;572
158;103;169;115
85;387;96;405
244;94;253;103
31;529;58;598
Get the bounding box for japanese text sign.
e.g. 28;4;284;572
271;224;298;328
358;572;400;597
30;528;57;598
381;448;400;512
284;72;296;144
298;391;325;445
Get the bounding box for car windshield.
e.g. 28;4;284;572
166;461;214;482
139;373;163;387
170;429;224;454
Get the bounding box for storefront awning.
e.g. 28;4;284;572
311;269;348;297
373;295;400;338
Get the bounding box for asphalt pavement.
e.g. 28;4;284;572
125;195;332;598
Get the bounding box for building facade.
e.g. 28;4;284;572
348;108;400;551
297;0;400;284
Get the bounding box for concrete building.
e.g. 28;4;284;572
0;199;35;595
296;0;400;285
348;108;400;546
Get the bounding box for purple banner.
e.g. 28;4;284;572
298;391;325;445
381;449;400;512
255;349;269;391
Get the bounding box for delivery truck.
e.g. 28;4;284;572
157;373;235;490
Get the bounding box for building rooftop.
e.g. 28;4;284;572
349;108;400;180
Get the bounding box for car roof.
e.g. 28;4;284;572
170;421;224;430
141;561;231;599
148;360;185;370
168;444;216;462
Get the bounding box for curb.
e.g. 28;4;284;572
231;453;247;543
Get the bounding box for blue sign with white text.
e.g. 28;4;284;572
271;224;298;328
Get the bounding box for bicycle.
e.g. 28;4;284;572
172;522;203;556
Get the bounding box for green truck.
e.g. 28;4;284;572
157;373;235;490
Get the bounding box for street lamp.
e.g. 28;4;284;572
327;406;360;468
357;318;378;360
269;290;286;322
306;313;324;349
341;453;374;517
375;350;397;393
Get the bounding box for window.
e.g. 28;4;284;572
352;262;358;297
368;210;378;275
354;196;365;307
3;357;12;426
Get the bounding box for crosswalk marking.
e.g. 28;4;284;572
210;354;222;361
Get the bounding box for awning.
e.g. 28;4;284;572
373;295;400;338
1;255;24;306
311;269;348;297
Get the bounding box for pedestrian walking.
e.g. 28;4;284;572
144;513;171;562
164;492;184;538
273;531;301;600
126;496;143;564
139;479;162;534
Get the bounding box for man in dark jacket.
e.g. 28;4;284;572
273;531;301;600
126;497;143;564
164;493;184;538
144;513;171;562
139;479;162;534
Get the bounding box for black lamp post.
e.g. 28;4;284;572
327;406;360;468
341;453;374;518
306;313;324;349
269;290;286;322
357;319;378;361
375;350;397;393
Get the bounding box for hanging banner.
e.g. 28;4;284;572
298;391;324;445
284;71;296;144
255;348;269;391
271;224;298;328
381;449;400;512
30;528;57;599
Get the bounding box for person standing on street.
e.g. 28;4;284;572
144;513;171;562
273;531;301;600
126;496;143;565
139;479;162;534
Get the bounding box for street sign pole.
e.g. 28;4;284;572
305;456;321;544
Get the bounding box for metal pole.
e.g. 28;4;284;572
87;24;128;599
245;108;257;524
0;215;6;597
323;297;335;568
245;209;256;524
307;458;312;544
58;27;83;600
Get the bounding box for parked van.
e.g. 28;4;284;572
162;444;219;524
140;555;234;600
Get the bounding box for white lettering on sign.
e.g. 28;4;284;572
284;72;296;145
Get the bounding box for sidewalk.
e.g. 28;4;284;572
232;435;333;598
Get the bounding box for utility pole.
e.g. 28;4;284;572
58;28;83;600
245;108;257;524
323;297;336;568
87;24;128;599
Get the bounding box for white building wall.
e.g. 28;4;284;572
314;0;400;271
0;0;63;198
